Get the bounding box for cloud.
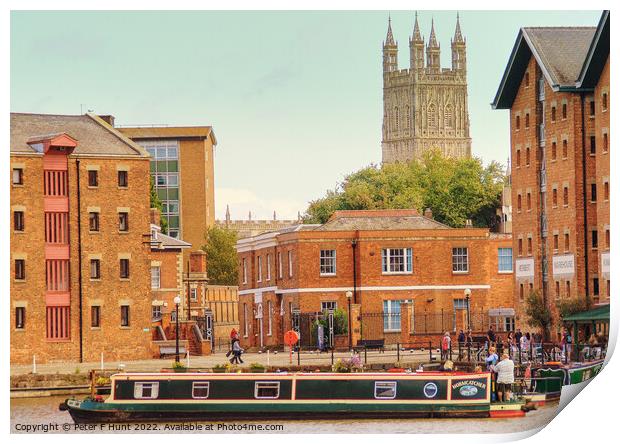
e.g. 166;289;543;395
216;187;306;221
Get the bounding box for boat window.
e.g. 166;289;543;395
375;381;397;399
254;382;280;399
134;382;159;399
192;382;210;399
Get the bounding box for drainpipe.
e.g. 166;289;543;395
351;235;358;304
580;93;590;306
75;159;84;363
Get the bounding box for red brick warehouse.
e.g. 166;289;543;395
236;209;514;349
492;11;610;337
10;113;153;364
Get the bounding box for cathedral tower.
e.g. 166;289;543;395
381;13;472;164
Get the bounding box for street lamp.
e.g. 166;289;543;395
174;295;181;363
346;290;353;349
464;288;472;332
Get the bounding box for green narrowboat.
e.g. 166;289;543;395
60;371;528;423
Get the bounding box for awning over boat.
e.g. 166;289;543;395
562;304;610;323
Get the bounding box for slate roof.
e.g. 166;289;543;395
314;214;450;231
150;224;191;250
492;11;609;109
10;113;149;156
522;27;596;87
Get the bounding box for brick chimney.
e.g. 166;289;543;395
98;115;115;127
424;208;433;219
190;250;207;273
150;208;161;226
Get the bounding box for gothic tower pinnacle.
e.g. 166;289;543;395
383;16;398;73
451;12;467;73
409;12;425;70
426;19;441;73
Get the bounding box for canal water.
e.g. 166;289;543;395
11;395;558;434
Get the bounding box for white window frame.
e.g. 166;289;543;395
266;254;271;281
319;249;337;276
381;248;412;274
151;304;162;320
242;258;247;284
192;382;210;399
383;300;401;332
288;251;293;278
277;252;283;279
254;382;280;399
257;256;262;282
452;247;469;273
267;301;273;336
12;168;23;185
151;266;161;289
497;248;513;273
374;381;397;399
190;288;198;302
321;301;337;312
134;382;159;399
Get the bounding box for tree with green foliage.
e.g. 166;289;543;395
556;297;589;322
525;291;552;339
149;177;168;234
201;226;239;285
304;150;506;229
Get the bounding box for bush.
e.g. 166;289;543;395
310;309;349;343
524;290;552;339
249;363;266;372
172;361;186;369
332;356;363;373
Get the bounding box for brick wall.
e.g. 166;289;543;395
11;155;152;364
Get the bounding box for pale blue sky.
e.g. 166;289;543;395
10;10;601;220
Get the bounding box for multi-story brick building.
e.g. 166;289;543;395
117;124;217;256
149;209;190;326
10;113;153;364
236;209;513;349
149;208;238;354
492;11;610;336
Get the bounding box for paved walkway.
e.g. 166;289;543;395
11;349;439;376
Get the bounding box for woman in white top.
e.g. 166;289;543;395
493;353;515;402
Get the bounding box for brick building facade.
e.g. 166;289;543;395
117;124;217;260
10;113;153;364
492;11;610;336
236;209;514;349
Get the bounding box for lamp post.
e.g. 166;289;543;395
174;295;181;363
464;288;472;332
346;290;353;349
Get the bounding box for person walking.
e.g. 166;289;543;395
441;332;452;361
230;337;244;364
494;353;515;402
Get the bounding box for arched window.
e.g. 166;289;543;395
444;105;453;129
406;106;411;130
394;107;400;131
428;104;436;128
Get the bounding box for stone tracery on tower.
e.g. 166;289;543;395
381;12;472;164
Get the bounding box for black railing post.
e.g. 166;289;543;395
429;341;432;362
331;347;334;366
364;346;367;364
297;345;301;366
397;343;400;362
